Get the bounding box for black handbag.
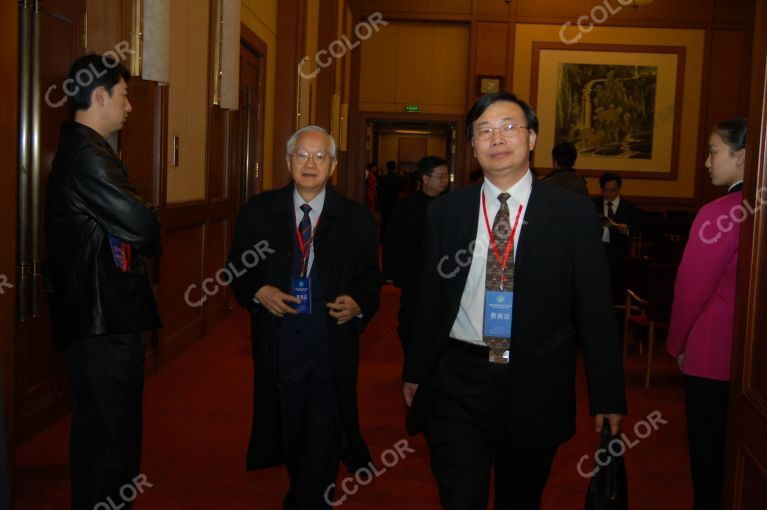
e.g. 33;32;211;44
584;422;628;510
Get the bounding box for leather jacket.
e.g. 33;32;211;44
45;121;162;348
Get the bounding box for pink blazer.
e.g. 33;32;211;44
666;191;742;381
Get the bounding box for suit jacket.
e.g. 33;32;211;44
228;184;382;471
45;121;161;348
543;168;588;197
404;180;626;448
383;190;436;292
666;191;742;381
591;196;642;257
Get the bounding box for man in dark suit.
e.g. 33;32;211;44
45;55;161;510
384;156;449;352
592;172;642;303
228;126;381;509
377;160;404;249
402;92;626;509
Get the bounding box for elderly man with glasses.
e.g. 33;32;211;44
227;125;382;509
403;92;626;509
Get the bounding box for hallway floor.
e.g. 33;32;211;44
15;285;692;509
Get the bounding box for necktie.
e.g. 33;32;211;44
299;203;312;274
607;201;616;220
483;192;513;356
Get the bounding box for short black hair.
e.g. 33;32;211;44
714;118;747;153
418;156;448;179
552;141;577;169
67;53;130;111
366;162;377;170
465;91;539;141
599;172;622;189
386;160;396;171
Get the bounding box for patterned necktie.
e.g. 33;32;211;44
483;192;513;357
299;203;312;275
607;201;616;220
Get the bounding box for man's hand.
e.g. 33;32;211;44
616;223;629;235
326;295;361;325
403;382;418;407
595;413;623;436
676;353;685;371
255;285;300;317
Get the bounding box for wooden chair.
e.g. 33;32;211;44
623;261;677;388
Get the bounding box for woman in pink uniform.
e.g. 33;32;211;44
667;118;747;510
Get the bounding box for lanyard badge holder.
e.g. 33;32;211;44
481;193;523;364
291;214;320;315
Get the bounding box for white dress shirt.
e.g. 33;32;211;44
449;170;533;345
601;195;621;243
293;187;326;275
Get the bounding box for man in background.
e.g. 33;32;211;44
384;156;450;352
544;141;588;196
45;54;162;510
592;172;642;302
377;160;403;248
228;126;381;508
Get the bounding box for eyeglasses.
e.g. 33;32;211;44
428;173;450;180
473;123;529;141
291;150;333;164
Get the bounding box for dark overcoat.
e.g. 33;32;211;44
228;183;381;471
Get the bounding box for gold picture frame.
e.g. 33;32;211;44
530;42;686;179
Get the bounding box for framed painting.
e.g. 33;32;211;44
530;43;686;179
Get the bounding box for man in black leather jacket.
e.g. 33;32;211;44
45;54;161;510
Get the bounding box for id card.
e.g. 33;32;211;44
108;234;131;272
291;277;311;314
483;290;513;339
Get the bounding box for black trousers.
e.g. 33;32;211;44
683;375;730;510
279;370;342;510
397;289;416;352
65;333;145;510
424;340;558;510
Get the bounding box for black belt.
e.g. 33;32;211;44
448;337;489;357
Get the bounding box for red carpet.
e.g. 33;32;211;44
15;285;692;509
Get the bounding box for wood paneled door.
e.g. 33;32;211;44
722;1;767;507
16;0;86;444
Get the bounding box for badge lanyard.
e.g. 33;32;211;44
295;212;321;277
482;192;523;290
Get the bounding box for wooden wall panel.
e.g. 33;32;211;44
203;219;229;329
475;22;507;77
476;0;510;17
359;22;468;113
737;447;767;508
206;107;231;202
713;0;756;27
121;80;164;205
352;0;471;15
157;224;204;365
85;0;123;54
514;0;710;26
700;29;750;205
396;24;434;104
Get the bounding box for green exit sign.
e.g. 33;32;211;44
403;105;420;112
